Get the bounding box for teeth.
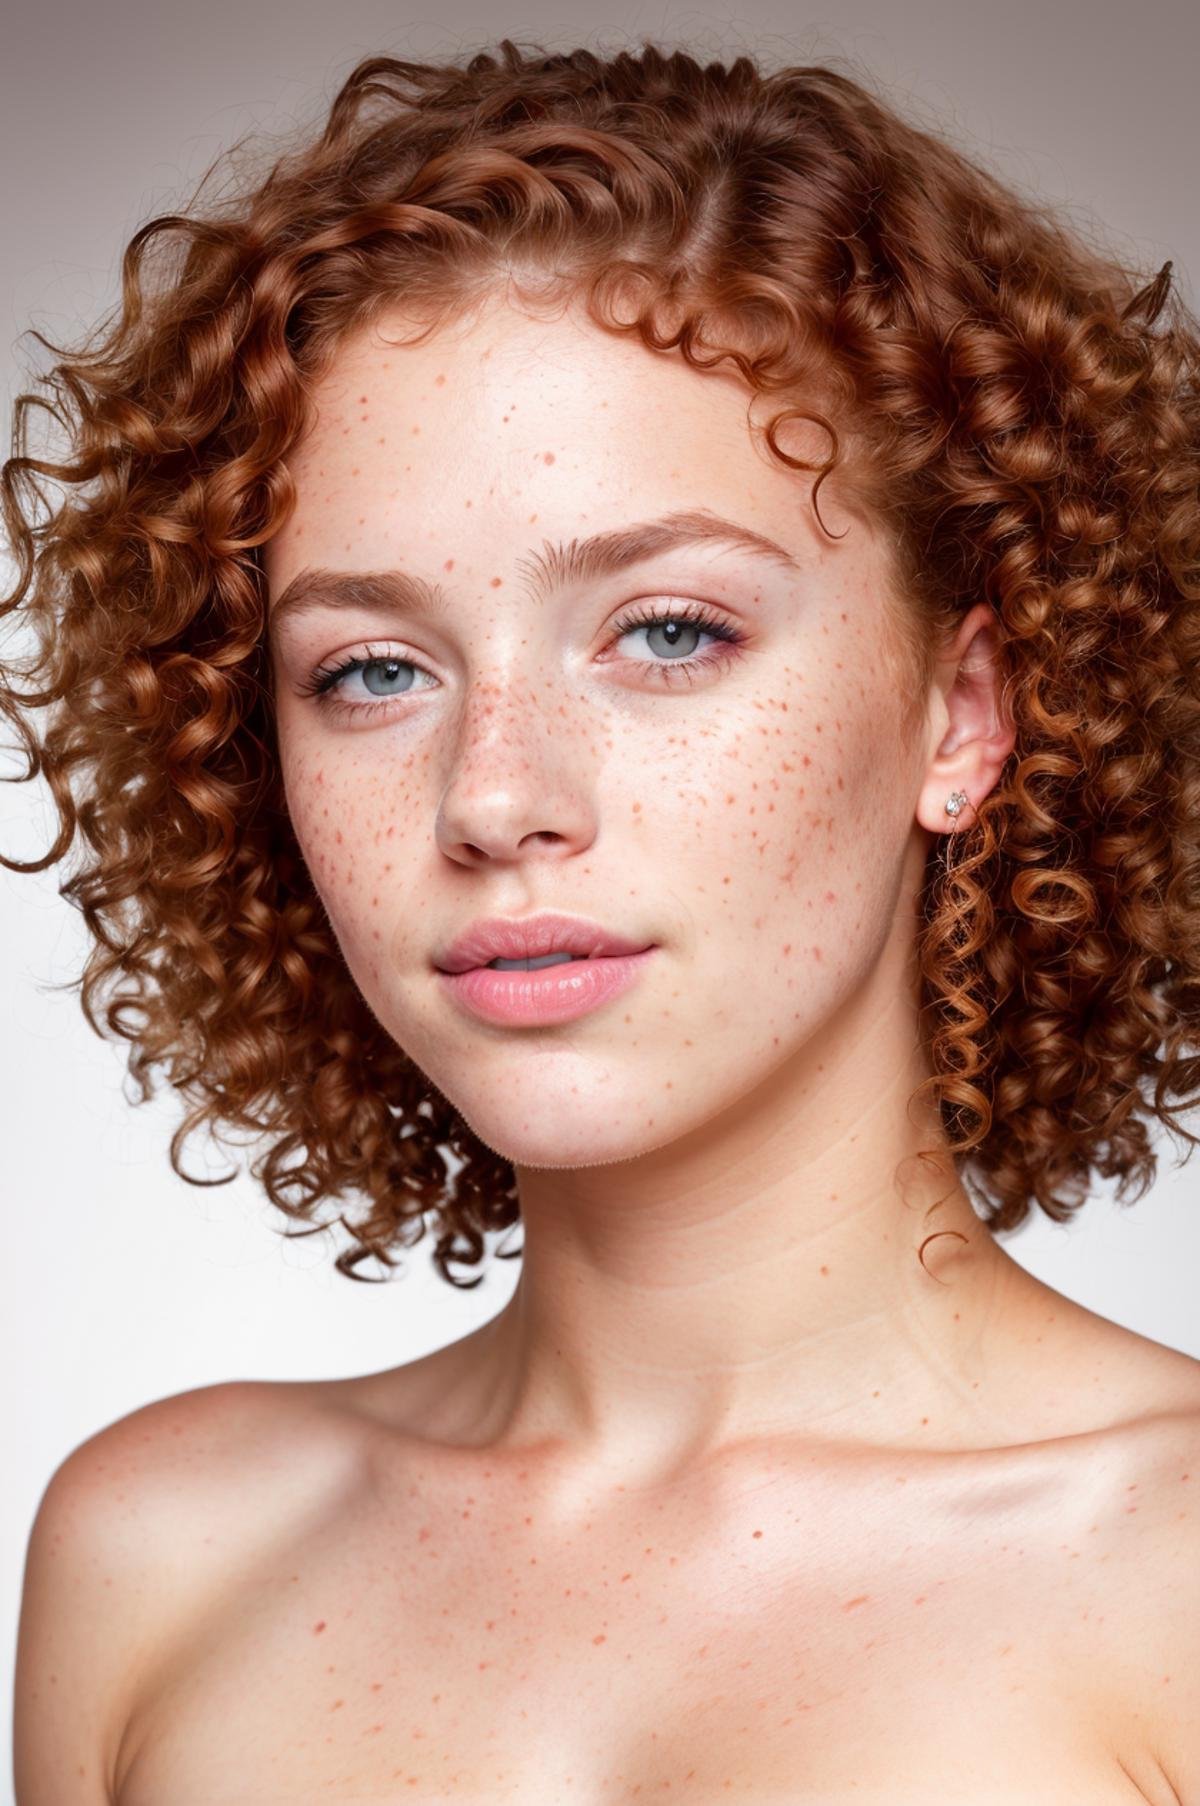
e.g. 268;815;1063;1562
487;952;584;971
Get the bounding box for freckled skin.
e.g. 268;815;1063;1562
262;288;1051;1480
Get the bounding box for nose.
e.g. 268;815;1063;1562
433;676;599;868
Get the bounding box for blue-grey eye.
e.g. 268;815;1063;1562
360;657;418;694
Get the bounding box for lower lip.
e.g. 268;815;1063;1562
437;950;656;1026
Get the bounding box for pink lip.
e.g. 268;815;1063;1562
438;949;656;1027
435;910;652;975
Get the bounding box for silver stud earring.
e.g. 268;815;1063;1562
944;789;969;821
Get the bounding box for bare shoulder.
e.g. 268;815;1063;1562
1086;1342;1200;1806
14;1377;365;1805
957;1271;1199;1804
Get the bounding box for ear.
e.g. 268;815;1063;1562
915;603;1016;835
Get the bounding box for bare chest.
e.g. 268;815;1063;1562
114;1449;1164;1805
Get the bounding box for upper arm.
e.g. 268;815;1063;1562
1156;1433;1200;1805
13;1434;146;1804
1113;1405;1200;1806
12;1380;274;1806
13;1377;355;1806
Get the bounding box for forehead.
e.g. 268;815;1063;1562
267;294;880;593
293;296;835;491
304;293;746;431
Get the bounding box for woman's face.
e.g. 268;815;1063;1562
265;294;937;1169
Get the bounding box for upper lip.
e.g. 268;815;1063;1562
434;911;655;974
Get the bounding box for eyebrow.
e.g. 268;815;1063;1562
267;508;805;630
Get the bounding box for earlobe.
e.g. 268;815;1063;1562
917;605;1017;835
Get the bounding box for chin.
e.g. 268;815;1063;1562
450;1101;690;1173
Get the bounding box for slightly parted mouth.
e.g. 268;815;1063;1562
434;912;655;975
449;952;617;973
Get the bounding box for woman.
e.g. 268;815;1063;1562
8;38;1199;1805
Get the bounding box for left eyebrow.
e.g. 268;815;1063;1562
267;507;805;630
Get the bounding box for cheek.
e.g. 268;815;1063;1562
683;688;901;964
283;748;460;1024
277;733;406;935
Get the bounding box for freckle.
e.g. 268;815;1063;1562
313;1621;327;1634
819;1264;829;1276
435;373;446;385
330;1698;344;1711
543;451;555;464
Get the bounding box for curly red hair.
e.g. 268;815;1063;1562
3;39;1199;1285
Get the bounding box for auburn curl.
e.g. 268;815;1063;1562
3;39;1199;1285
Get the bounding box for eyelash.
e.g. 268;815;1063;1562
295;600;749;721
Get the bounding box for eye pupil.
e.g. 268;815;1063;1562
364;657;414;696
646;618;698;659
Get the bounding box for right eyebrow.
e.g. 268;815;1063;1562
267;506;806;630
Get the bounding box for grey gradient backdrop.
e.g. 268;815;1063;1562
3;1;1198;1788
